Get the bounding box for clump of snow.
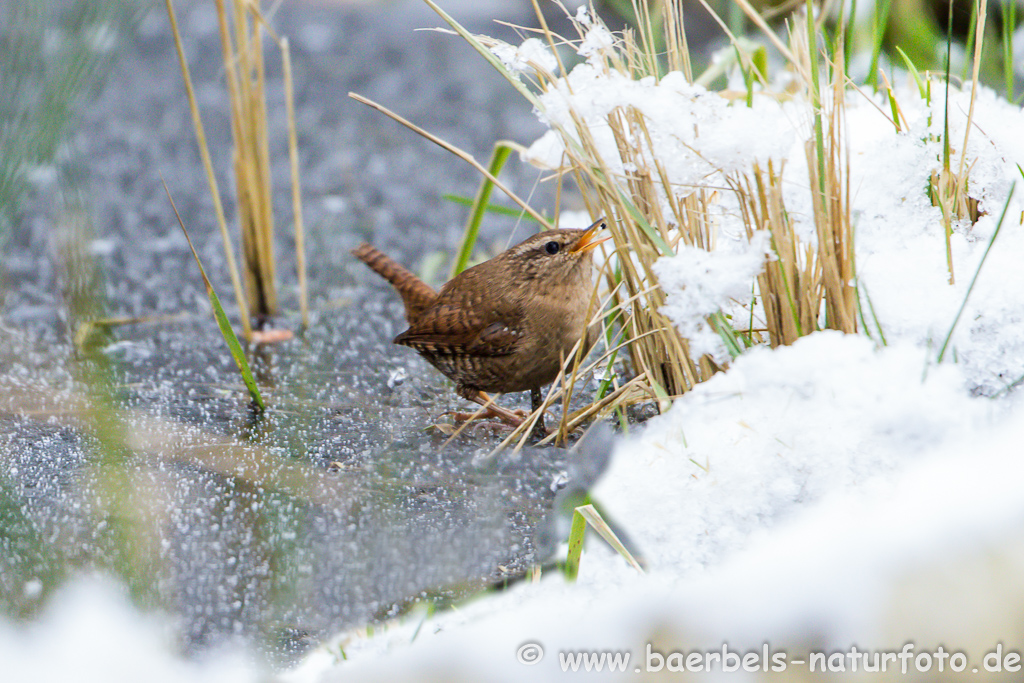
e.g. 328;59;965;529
576;22;614;62
573;5;592;27
0;579;257;683
653;234;769;362
488;37;556;76
524;68;800;185
593;332;989;572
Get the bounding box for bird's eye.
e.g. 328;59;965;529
545;241;560;255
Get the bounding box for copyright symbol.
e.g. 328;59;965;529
517;642;544;665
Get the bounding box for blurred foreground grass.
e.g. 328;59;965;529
0;0;143;236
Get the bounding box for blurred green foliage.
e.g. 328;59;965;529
600;0;1020;98
0;0;143;235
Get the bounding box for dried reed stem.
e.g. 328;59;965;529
167;0;252;341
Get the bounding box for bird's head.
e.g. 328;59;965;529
503;219;610;284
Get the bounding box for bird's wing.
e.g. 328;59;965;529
394;302;522;357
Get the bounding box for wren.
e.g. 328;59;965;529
352;219;608;433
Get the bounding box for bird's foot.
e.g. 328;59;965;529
440;407;550;441
441;407;526;424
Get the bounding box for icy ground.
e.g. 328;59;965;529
5;8;1024;683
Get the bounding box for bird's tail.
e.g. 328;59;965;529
351;243;437;322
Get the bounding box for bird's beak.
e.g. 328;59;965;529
570;218;611;254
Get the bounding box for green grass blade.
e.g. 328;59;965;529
886;85;902;131
649;377;672;413
855;279;886;346
615;187;675;256
937;182;1016;363
441;194;542;221
575;504;644;573
563;507;587;581
963;0;979;81
164;181;266;411
895;46;928;101
867;0;893;89
206;287;266;411
844;0;857;72
1003;0;1017;101
451;143;513;277
709;311;745;358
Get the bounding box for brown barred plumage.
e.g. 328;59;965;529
351;219;607;434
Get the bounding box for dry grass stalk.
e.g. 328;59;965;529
729;11;857;347
282;38;309;328
215;0;278;318
788;16;857;335
734;161;821;346
809;52;857;333
166;0;252;341
169;0;307;333
663;0;692;80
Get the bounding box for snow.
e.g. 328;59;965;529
0;579;258;683
653;234;769;362
595;332;991;573
489;37;557;75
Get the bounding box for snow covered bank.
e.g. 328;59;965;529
290;339;1024;681
290;14;1024;681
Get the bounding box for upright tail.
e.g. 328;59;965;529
351;243;437;323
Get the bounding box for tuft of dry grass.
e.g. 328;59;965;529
167;0;308;333
734;161;820;346
214;0;278;318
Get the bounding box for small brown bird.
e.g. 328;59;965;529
352;219;609;432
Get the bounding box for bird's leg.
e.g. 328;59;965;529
447;388;550;440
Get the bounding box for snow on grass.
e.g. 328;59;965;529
521;17;1024;393
653;235;769;363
